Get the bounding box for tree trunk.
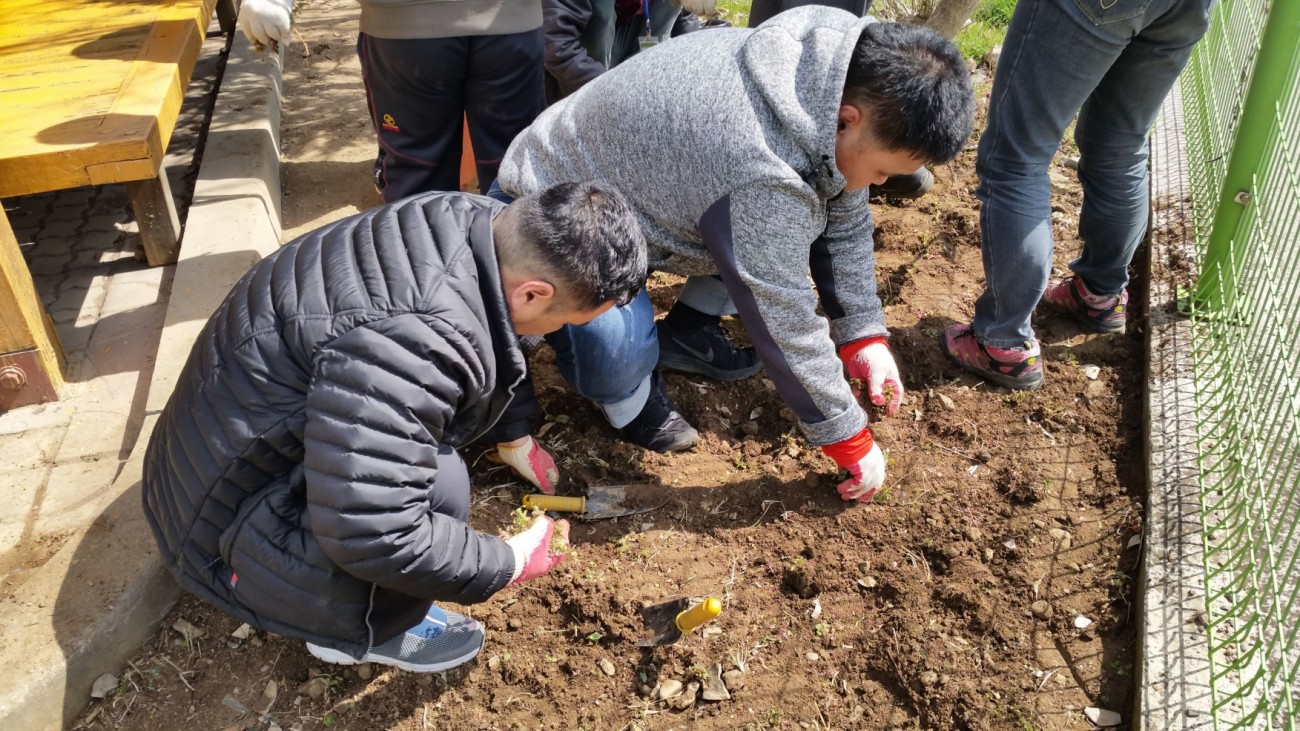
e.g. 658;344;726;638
925;0;982;38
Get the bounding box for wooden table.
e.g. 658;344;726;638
0;0;232;409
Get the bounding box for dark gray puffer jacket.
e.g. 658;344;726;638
143;192;528;658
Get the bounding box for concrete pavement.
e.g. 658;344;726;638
0;28;285;730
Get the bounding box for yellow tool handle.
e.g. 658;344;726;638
522;494;586;512
675;597;722;634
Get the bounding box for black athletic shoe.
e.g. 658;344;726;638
620;372;700;453
657;320;762;382
869;166;934;200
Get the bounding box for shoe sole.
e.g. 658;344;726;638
306;635;484;674
658;352;763;382
940;342;1044;391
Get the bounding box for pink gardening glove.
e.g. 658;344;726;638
496;436;558;494
839;337;904;417
821;427;886;503
505;516;570;585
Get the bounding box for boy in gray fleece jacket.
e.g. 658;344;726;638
497;6;973;503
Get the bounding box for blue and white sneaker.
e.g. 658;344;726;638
306;606;484;673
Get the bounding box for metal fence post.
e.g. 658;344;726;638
1191;0;1300;311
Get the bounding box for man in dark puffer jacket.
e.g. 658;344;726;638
143;183;646;673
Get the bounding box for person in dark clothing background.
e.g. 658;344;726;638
238;0;547;201
142;183;647;673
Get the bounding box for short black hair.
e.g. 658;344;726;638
842;22;975;164
508;182;647;309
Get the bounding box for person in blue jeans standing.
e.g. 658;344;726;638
941;0;1214;389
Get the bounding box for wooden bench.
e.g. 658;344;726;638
0;0;233;409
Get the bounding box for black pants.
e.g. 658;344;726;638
358;30;545;201
369;444;473;645
747;0;871;27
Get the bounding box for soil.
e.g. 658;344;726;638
73;3;1146;729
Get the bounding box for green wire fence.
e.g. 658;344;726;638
1179;0;1300;726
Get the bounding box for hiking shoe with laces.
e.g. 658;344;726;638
1041;276;1128;333
620;372;700;453
657;320;762;382
939;323;1044;390
306;605;484;673
869;166;934;200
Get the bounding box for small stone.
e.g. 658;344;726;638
1003;539;1018;551
415;673;433;687
172;618;205;642
670;681;699;710
297;677;328;700
1074;615;1094;630
1048;171;1072;195
702;663;730;701
741;421;760;436
919;670;939;686
857;576;877;589
1084;707;1122;727
231;623;253;640
1031;601;1052;620
91;673;118;699
1127;535;1142;549
936;393;956;410
984;548;995;562
599;659;616;677
1080;364;1101;380
1049;528;1073;550
507;618;522;631
254;680;278;715
965;526;983;542
722;669;746;690
806;652;821;661
487;656;501;671
639;685;655;698
658;679;683;700
356;663;372;680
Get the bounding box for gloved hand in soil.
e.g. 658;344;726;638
821;426;886;503
506;515;570;585
839;337;904;417
238;0;294;48
496;436;559;494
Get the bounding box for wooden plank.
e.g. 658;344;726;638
0;0;215;195
0;209;64;403
125;176;180;266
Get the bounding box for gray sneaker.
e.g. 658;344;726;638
306;605;484;673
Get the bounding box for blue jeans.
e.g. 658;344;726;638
489;182;734;427
585;0;682;69
972;0;1213;347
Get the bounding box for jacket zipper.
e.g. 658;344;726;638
363;583;377;656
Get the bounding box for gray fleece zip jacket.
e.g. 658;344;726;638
358;0;542;39
499;6;883;447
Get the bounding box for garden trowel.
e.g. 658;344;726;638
637;597;722;647
521;484;667;521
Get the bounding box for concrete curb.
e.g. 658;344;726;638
1136;83;1214;730
0;33;285;730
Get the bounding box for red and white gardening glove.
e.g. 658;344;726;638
840;337;904;417
238;0;294;47
506;516;570;585
821;427;886;503
496;436;558;495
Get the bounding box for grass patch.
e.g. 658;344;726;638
714;0;752;27
955;19;1004;61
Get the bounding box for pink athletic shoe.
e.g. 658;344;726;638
940;324;1044;390
1042;276;1127;333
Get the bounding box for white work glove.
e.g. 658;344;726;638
495;436;559;495
238;0;294;48
506;516;570;585
821;427;886;503
675;0;716;15
840;337;904;417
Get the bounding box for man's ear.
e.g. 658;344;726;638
838;103;863;133
508;279;557;313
